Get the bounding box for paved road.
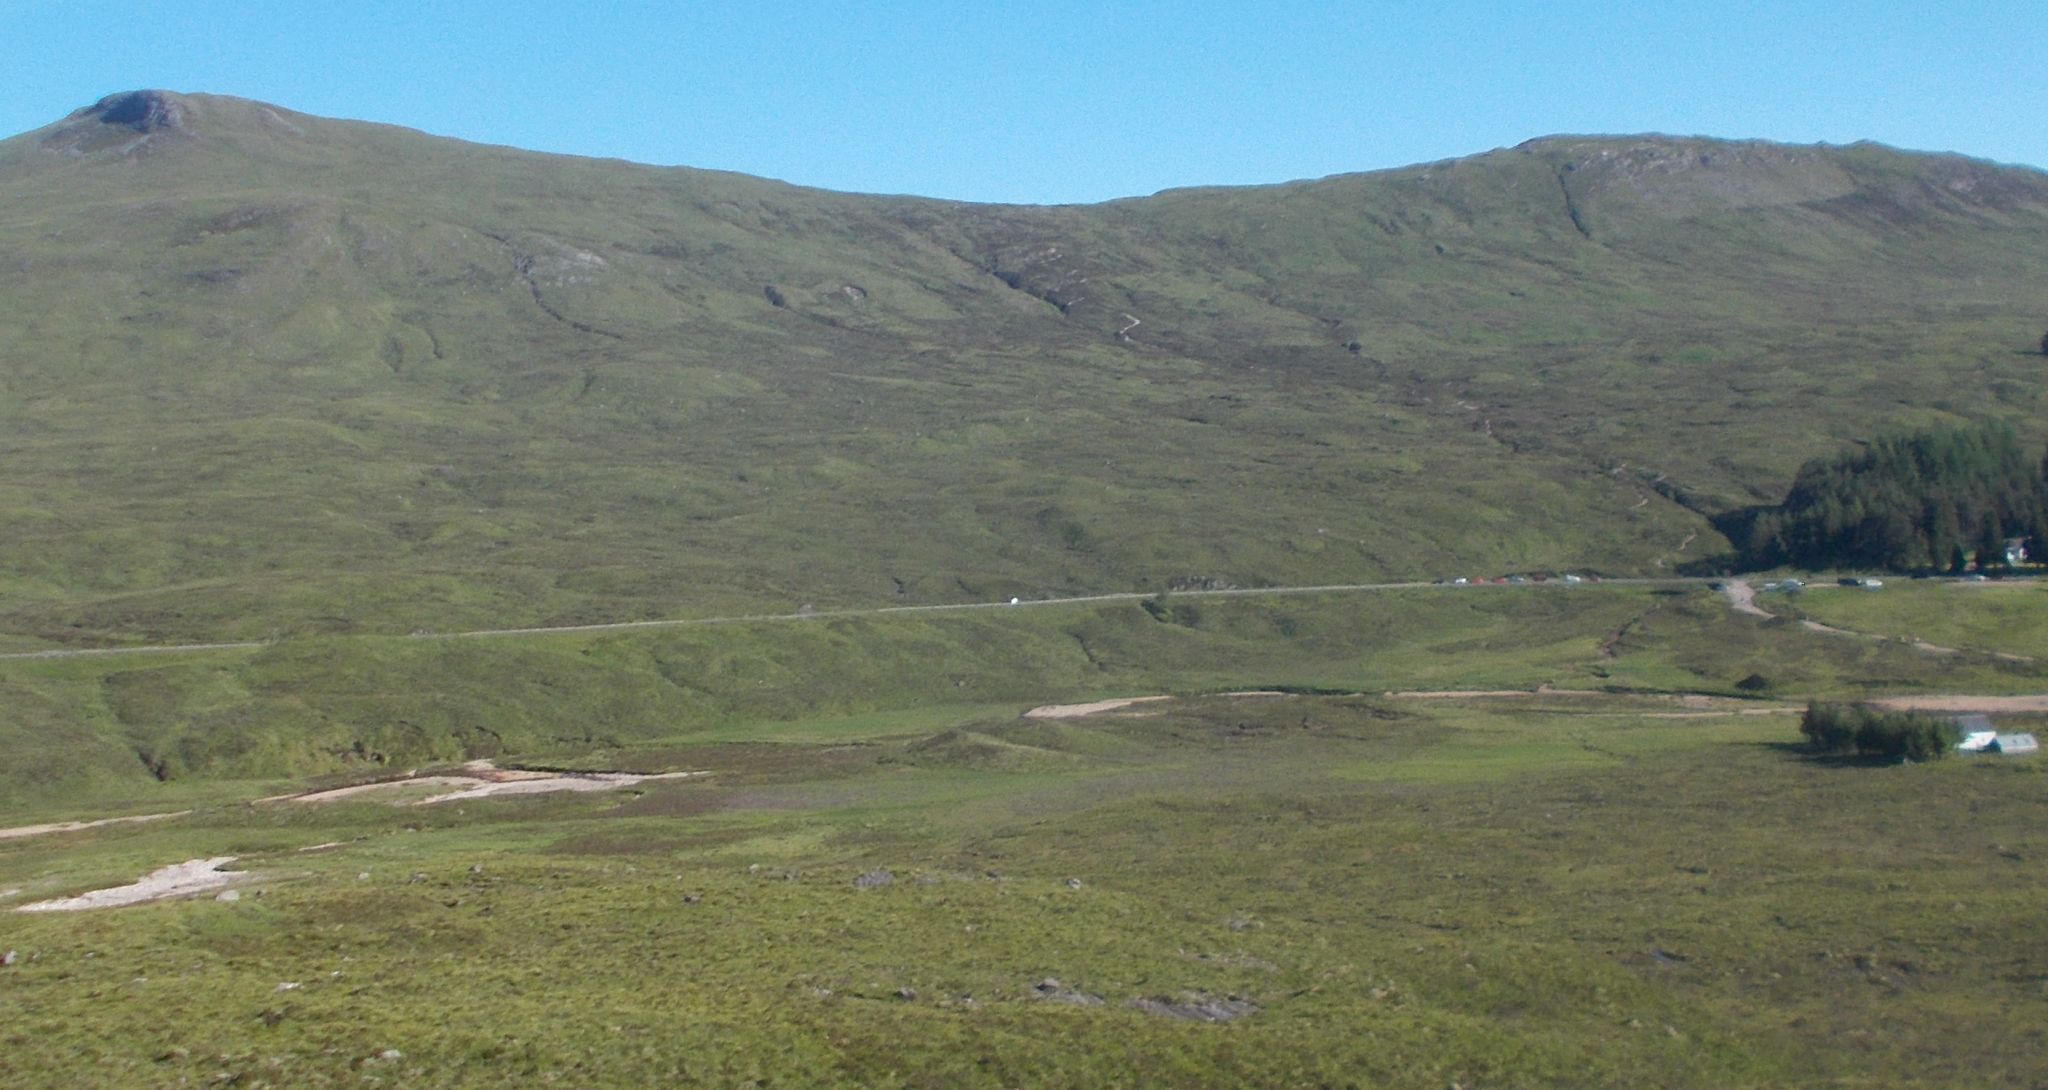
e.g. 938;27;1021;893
0;576;1720;664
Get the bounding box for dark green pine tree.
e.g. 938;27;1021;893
1744;423;2045;572
2028;511;2048;568
1977;511;2006;571
1924;500;1963;568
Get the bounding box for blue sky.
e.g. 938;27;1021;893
3;1;2043;204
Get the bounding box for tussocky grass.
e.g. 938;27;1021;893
2;689;2043;1088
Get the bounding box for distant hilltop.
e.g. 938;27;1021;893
1;89;2047;643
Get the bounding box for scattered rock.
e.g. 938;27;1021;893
894;987;917;1001
469;864;485;875
1031;978;1104;1006
215;889;240;903
853;869;895;889
374;1048;403;1063
1064;878;1084;890
1125;993;1259;1022
2;949;15;966
275;981;301;992
1186;950;1279;972
681;892;701;905
357;872;371;881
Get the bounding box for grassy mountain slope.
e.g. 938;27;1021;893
4;92;2048;645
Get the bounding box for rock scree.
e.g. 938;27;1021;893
88;91;186;133
1125;993;1259;1022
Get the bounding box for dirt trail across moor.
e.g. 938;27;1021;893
0;578;1716;663
1723;579;2034;662
1869;694;2048;713
0;811;189;842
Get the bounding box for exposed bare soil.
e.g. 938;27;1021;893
1023;697;1174;719
0;810;189;843
15;857;243;912
1870;694;2048;713
269;760;703;806
1721;580;1772;618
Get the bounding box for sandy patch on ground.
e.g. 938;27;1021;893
1386;689;1791;714
15;857;243;912
1385;686;1598;699
283;775;501;804
1024;696;1173;719
1383;689;1542;699
0;810;189;843
1722;580;1773;618
1641;707;1802;719
269;760;704;807
420;770;700;805
1869;694;2048;713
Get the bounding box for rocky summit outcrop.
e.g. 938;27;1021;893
88;89;188;133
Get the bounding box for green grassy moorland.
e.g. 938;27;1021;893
1777;579;2048;658
2;586;2039;815
1;587;2044;1087
3;688;2044;1089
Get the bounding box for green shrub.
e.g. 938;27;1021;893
1801;701;1953;761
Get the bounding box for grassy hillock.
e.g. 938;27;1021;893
3;585;2038;815
4;94;2048;643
